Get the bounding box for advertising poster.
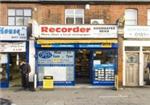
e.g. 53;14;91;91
38;50;74;65
94;64;115;83
37;50;74;82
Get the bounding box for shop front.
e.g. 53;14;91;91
123;26;150;86
0;26;27;88
33;25;118;87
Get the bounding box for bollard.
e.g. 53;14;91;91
33;73;37;91
115;75;119;90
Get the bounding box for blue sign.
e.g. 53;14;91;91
51;44;75;48
93;63;115;86
38;51;52;59
36;43;118;48
79;44;101;48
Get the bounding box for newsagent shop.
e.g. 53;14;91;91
32;25;118;86
0;26;27;88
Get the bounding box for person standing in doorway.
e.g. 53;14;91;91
19;60;31;90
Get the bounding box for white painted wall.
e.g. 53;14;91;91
29;39;35;82
123;40;150;86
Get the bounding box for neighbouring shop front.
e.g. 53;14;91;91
0;26;27;88
123;26;150;86
33;25;118;87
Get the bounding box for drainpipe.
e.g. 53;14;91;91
117;16;125;89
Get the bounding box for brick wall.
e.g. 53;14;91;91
0;3;149;25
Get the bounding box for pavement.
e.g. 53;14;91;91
0;86;150;105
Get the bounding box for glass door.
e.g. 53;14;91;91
75;49;91;84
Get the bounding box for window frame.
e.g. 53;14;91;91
125;8;138;26
8;8;32;26
65;9;84;24
147;9;150;26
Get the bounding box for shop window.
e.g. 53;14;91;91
65;9;84;24
92;50;117;82
8;9;32;26
125;9;137;25
147;9;150;25
93;50;117;64
37;50;74;82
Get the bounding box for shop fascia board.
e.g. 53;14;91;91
1;0;150;2
36;39;118;44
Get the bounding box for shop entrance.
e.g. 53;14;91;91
9;53;26;87
35;42;118;86
75;49;91;84
0;53;26;88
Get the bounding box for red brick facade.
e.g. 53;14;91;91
0;2;149;25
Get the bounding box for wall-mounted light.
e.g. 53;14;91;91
85;4;90;10
34;7;37;12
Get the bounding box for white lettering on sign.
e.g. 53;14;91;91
0;26;27;41
38;25;117;38
124;26;150;38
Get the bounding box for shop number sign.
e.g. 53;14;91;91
0;26;27;41
39;25;117;38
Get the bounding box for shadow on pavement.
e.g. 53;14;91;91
0;98;13;105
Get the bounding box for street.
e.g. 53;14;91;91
0;87;150;105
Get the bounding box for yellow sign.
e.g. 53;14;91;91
52;58;61;63
102;43;112;48
96;51;102;54
37;39;118;44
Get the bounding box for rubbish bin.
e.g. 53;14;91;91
43;76;54;89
